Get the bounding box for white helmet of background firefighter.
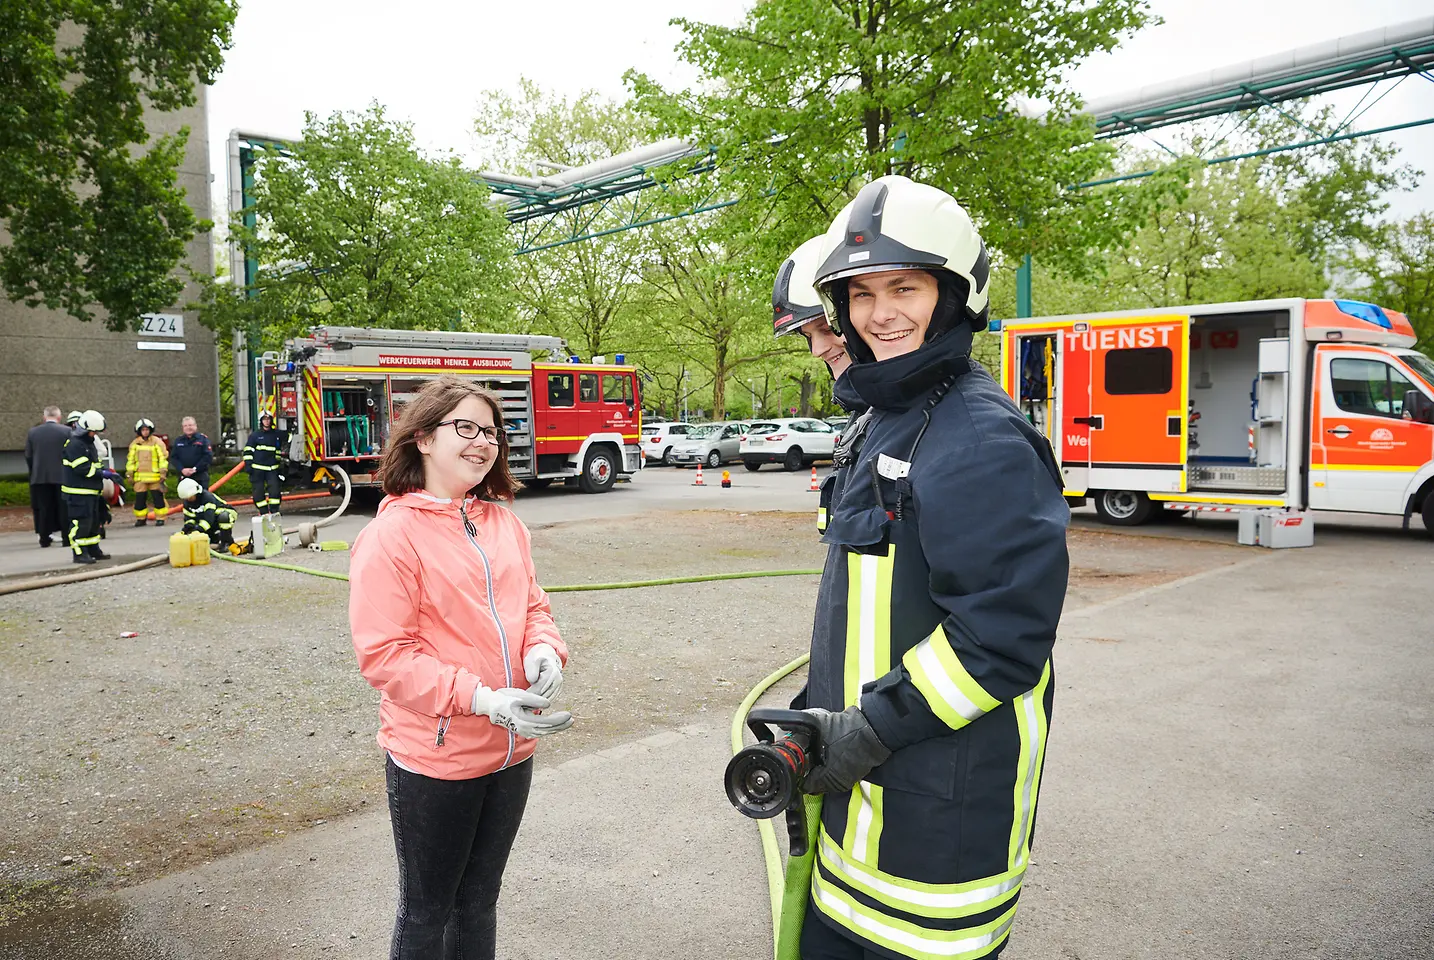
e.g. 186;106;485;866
772;235;828;338
812;175;991;365
259;411;274;428
78;410;107;434
135;417;155;436
66;410;83;426
177;477;204;501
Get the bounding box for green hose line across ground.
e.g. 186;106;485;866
209;550;821;593
210;550;820;956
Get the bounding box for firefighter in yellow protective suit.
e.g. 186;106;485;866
127;418;169;526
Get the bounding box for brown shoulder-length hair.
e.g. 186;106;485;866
380;376;520;501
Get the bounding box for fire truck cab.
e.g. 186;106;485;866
262;326;643;494
996;298;1434;535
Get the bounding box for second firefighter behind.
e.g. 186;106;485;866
62;411;113;565
243;412;285;516
178;478;237;549
127;418;169;526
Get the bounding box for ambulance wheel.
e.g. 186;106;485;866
1093;490;1155;526
579;447;617;494
1421;492;1434;537
783;447;804;472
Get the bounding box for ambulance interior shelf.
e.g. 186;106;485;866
323;386;381;459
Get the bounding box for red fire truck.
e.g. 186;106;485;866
259;326;643;493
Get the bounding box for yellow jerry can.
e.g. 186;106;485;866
168;531;192;568
188;531;212;565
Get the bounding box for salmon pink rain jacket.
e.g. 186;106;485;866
350;492;567;780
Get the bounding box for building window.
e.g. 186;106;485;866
1105;347;1173;396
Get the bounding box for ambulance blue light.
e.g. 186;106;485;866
1333;299;1391;330
987;318;1004;332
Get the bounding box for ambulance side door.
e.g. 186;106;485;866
1084;316;1190;495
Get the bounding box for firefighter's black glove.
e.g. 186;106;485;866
801;705;891;795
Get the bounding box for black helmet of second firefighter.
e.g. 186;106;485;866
794;175;1070;960
774;235;850;381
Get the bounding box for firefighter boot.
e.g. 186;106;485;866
73;553;97;565
134;519;147;527
155;517;165;527
88;544;111;561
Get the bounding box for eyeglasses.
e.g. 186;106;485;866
436;419;502;444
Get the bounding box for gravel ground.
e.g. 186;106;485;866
0;510;1241;927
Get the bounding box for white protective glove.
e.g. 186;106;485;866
523;643;564;702
471;685;573;738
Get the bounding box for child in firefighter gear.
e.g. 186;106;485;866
774;236;852;381
61;410;113;564
127;418;169;526
243;412;285;516
789;176;1069;960
178;478;237;548
349;377;572;960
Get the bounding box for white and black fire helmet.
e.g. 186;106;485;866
772;235;828;338
813;175;991;333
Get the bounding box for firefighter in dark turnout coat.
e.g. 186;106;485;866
794;176;1069;960
243;412;285;515
61;410;113;564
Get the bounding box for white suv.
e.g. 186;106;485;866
640;422;699;466
740;418;839;471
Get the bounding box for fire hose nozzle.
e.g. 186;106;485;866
725;708;823;856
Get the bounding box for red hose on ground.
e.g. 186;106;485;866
162;463;329;516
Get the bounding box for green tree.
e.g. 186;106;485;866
1006;107;1415;317
627;0;1151;275
1342;214;1434;354
204;105;512;349
0;0;236;330
475;80;654;358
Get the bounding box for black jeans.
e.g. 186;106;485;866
385;756;533;960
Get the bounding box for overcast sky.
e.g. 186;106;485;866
205;0;1434;219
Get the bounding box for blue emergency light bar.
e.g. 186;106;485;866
1332;299;1392;329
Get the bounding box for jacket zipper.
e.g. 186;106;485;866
460;502;515;769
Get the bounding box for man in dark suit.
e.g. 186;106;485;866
25;405;71;547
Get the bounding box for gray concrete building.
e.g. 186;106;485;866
0;84;219;475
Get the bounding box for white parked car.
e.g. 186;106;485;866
740;418;839;471
670;422;750;468
640;421;700;466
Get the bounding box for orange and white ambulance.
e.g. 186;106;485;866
995;298;1434;535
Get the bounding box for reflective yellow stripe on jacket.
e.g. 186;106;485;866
813;546;1054;959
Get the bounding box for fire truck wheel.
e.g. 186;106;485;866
1093;489;1155;526
525;478;553;490
579;447;617;494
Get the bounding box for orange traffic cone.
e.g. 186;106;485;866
692;463;706;486
808;466;820;492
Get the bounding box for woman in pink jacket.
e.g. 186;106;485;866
350;376;572;960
